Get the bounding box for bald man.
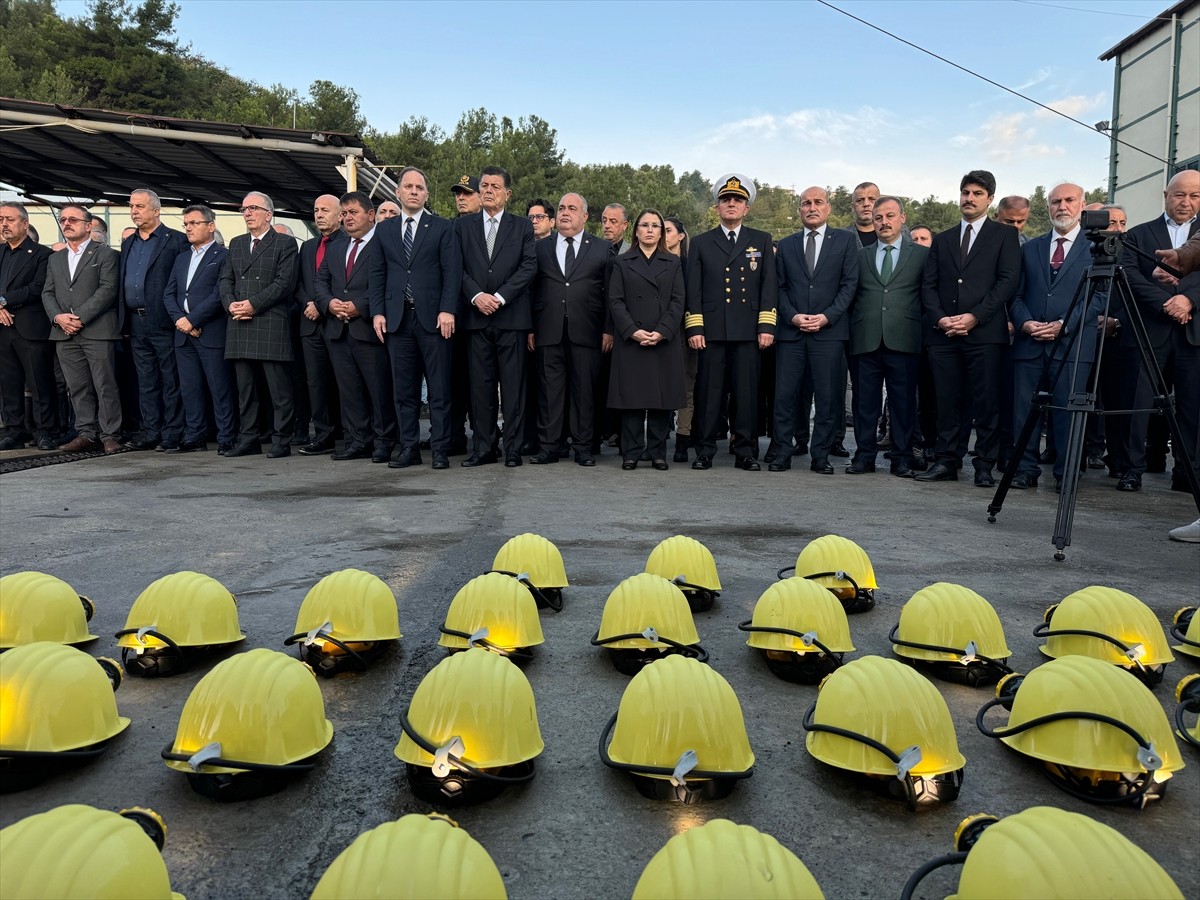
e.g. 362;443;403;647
294;194;343;454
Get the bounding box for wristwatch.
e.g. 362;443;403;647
0;296;8;309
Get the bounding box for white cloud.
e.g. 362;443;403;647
1034;93;1107;120
695;106;898;155
950;112;1065;163
1017;67;1055;90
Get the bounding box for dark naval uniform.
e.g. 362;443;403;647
685;207;777;465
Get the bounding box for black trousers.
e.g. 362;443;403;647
390;313;448;452
129;315;184;443
620;409;670;460
851;347;918;464
695;339;759;460
537;330;601;447
774;338;845;462
468;325;525;456
0;327;57;436
233;359;294;445
301;325;338;443
927;341;1004;468
331;333;396;450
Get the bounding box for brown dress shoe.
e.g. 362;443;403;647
102;437;124;454
59;435;101;452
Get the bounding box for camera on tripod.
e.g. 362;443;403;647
1081;208;1121;260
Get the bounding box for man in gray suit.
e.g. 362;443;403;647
848;197;928;477
219;192;299;458
40;204;123;453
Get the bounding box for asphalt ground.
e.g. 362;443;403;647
1;439;1197;899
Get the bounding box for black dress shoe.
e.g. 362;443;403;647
845;460;876;474
388;446;422;468
1039;448;1057;464
372;448;392;464
890;463;914;478
692;455;712;470
124;436;159;451
763;450;777;464
224;441;261;458
795;442;809;456
217;442;235;456
170;440;208;453
974;468;995;487
155;442;178;452
1087;454;1106;469
557;443;571;458
35;436;57;451
1053;479;1064;493
622;459;638;470
810;459;834;475
673;445;689;463
909;456;929;472
332;444;370;461
1116;472;1141;492
768;455;792;472
298;439;335;456
0;434;29;451
461;451;498;467
575;450;596;467
505;455;522;467
529;449;559;464
652;459;669;471
432;451;449;469
1010;472;1038;489
517;441;539;456
736;457;760;471
829;442;850;458
915;462;958;482
267;443;290;459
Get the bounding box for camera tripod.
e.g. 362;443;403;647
987;231;1200;560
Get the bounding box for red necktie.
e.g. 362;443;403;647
1050;237;1066;271
315;234;330;272
345;239;361;281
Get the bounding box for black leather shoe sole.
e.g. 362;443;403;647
267;445;290;459
298;442;334;456
224;442;261;458
692;456;712;470
845;463;875;474
461;454;498;467
505;456;522;467
529;452;558;464
736;458;760;471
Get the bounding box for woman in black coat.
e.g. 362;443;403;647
607;209;686;470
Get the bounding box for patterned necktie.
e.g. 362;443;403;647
564;235;575;273
960;223;972;264
805;230;817;275
315;234;330;272
250;237;260;255
403;219;415;303
727;230;737;250
486;217;498;260
1051;237;1066;272
881;244;894;282
345;239;361;281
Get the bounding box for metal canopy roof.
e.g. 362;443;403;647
0;97;398;215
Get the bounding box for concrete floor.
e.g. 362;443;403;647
1;443;1197;899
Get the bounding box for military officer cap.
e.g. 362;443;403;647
713;173;756;204
451;175;480;195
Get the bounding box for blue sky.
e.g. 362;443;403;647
60;0;1170;201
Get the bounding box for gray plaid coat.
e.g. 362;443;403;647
219;229;298;361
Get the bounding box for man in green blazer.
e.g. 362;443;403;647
848;196;928;477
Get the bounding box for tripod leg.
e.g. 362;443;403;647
989;389;1049;522
1051;390;1095;560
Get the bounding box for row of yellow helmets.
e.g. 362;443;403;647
0;804;1185;899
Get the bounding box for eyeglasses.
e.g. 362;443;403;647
528;214;549;221
239;205;268;214
58;216;86;224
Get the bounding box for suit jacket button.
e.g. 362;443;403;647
565;282;570;287
957;278;963;284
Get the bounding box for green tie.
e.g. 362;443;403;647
881;244;894;282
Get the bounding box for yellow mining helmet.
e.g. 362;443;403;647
311;813;506;900
803;655;965;809
283;568;401;676
439;572;544;663
739;578;855;684
632;819;824;900
0;804;185;899
489;533;568;611
976;654;1184;808
1174;674;1200;750
395;648;543;806
890;583;1012;687
644;535;722;613
115;571;245;677
1035;585;1174;686
0;642;127;792
0;571;97;648
781;535;877;614
592;573;707;675
900;806;1183;900
600;655;754;803
1170;606;1200;659
161;648;333;802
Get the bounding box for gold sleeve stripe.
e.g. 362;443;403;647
684;313;705;329
758;310;778;325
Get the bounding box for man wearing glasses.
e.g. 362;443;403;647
40;205;123;453
218;192;299;458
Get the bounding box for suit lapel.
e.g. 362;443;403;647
2;241;34;289
1056;233;1087;281
724;228;749;265
566;233;601;279
626;252;668;288
70;246;97;284
408;215;432;260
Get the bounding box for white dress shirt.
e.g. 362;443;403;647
1165;213;1196;250
66;238;91;280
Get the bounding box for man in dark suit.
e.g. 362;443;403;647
218;191;299;458
369;169;460;469
917;170;1021;486
293;194;343;455
41;204;123;453
0;202;55;450
1116;169;1200;492
1008;183;1102;490
314;191;396;464
771;186;858;474
848;196;928;477
162;204;236;454
445;175;484;457
529;192;614;466
685;174;777;471
119;189;188;451
455;165;537;467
